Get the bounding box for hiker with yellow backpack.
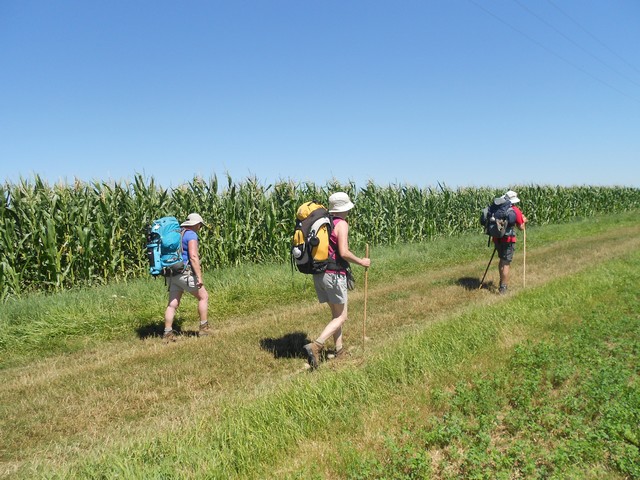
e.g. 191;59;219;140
292;192;371;369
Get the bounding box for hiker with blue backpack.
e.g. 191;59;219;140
161;213;210;341
487;190;527;294
302;192;371;369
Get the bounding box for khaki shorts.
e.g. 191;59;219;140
313;272;347;305
167;270;199;294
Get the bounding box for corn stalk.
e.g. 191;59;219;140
2;175;639;301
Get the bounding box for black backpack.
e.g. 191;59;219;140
480;197;516;240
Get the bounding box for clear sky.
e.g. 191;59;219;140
1;0;639;190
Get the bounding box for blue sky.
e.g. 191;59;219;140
1;0;639;189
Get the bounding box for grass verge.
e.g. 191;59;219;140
334;254;640;480
18;243;639;479
1;211;637;368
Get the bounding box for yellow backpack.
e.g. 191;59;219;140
291;201;332;274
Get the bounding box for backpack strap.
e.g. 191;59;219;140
179;228;189;269
326;216;350;272
309;216;331;238
504;207;516;237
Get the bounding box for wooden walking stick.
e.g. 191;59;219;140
523;228;527;288
479;247;497;290
363;244;369;353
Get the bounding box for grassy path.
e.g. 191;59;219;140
277;254;640;479
1;213;639;478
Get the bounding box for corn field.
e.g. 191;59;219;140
2;174;639;301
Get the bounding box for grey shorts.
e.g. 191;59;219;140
496;242;516;264
313;272;348;305
167;270;199;294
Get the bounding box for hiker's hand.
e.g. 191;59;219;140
196;277;204;288
361;258;371;268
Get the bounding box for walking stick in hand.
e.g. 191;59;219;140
363;244;369;354
523;228;527;288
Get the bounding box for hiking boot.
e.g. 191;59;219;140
498;285;508;295
303;342;323;370
198;322;211;337
163;330;177;342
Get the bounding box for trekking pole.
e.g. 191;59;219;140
479;247;497;290
363;244;369;354
523;228;527;288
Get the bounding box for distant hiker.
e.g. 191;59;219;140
494;190;527;294
163;213;210;341
303;192;371;369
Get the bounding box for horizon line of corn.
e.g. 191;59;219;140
2;173;639;300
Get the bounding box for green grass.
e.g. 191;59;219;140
2;210;636;368
1;211;639;478
338;255;640;479
29;233;640;479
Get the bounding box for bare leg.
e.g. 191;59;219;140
499;260;510;286
316;302;348;348
190;286;209;322
330;303;346;351
164;290;183;330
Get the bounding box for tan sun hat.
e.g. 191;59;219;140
328;192;355;213
180;213;206;227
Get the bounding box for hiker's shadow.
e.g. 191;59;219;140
260;332;311;359
136;319;198;339
457;277;496;291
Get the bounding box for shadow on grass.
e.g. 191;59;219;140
260;331;311;359
457;277;496;291
136;319;199;339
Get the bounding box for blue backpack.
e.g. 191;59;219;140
146;216;185;277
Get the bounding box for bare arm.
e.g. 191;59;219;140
335;221;371;268
187;239;204;287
